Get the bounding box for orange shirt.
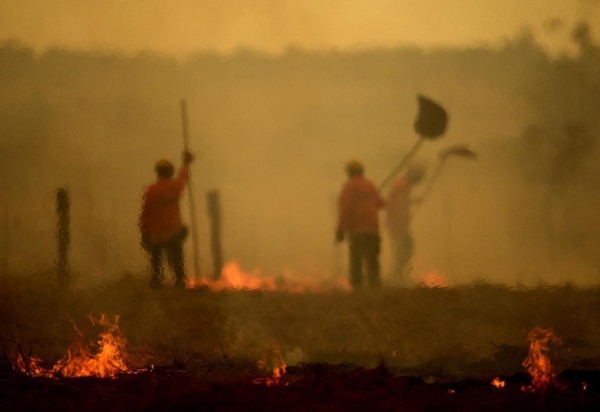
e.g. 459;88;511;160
139;167;188;245
337;176;384;235
385;176;412;232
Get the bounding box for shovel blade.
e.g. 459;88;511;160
414;95;448;139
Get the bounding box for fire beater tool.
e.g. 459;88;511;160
419;145;477;203
413;145;477;219
379;94;448;191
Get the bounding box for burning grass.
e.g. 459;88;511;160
15;314;144;379
521;326;563;392
1;271;600;409
191;260;351;293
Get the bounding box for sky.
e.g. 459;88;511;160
1;0;600;56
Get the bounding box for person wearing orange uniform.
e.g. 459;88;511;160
385;165;425;286
139;151;194;288
336;160;384;289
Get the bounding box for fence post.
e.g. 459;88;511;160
56;187;71;286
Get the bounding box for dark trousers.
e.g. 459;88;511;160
145;229;188;288
348;233;381;289
389;231;414;287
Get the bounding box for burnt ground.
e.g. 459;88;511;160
2;363;600;411
1;272;600;410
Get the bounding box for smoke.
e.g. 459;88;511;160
1;26;600;286
2;1;600;56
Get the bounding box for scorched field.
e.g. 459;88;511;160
1;270;600;411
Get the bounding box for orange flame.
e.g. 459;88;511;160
192;261;350;293
208;261;279;291
521;326;561;391
53;314;132;378
416;271;450;288
491;377;505;388
14;314;141;379
15;354;53;378
253;346;288;386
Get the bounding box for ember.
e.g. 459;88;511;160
253;346;288;387
15;353;52;378
491;377;505;388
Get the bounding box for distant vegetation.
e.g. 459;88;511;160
0;25;599;285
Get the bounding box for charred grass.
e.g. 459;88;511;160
1;272;600;410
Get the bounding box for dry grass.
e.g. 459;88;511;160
1;271;599;380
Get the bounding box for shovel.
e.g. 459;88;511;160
379;95;448;191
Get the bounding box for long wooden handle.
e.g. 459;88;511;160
378;137;424;191
180;99;202;281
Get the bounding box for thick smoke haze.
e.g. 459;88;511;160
1;26;600;286
1;0;600;56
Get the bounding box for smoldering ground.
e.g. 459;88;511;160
2;273;600;380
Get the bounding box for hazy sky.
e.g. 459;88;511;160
1;0;599;56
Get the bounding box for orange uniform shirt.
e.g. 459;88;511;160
139;167;189;245
337;176;384;235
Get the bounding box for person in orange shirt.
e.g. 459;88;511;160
139;150;194;288
385;165;425;286
336;160;384;289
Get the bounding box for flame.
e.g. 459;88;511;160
53;314;132;378
253;346;288;386
521;326;561;391
192;261;350;293
14;314;141;379
15;354;53;378
416;271;450;288
192;261;278;291
491;377;505;388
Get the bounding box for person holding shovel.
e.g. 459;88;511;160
139;150;194;288
385;164;425;287
336;159;385;289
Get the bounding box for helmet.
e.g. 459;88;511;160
345;159;364;177
155;159;175;178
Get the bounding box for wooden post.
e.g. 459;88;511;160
206;190;223;280
56;187;71;286
180;98;202;281
332;193;342;276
